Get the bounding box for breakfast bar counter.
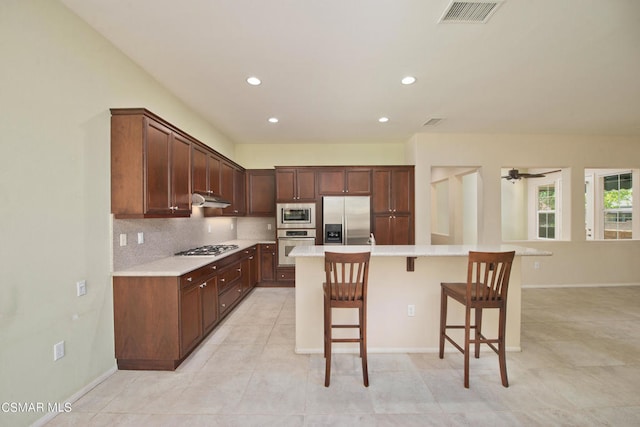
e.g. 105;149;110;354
289;244;550;354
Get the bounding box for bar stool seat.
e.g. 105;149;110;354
323;251;371;387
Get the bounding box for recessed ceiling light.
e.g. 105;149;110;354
401;76;416;85
268;117;279;124
378;117;390;123
246;76;261;86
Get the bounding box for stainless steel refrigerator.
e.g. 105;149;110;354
322;196;371;245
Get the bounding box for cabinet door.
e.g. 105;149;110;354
232;167;246;216
372;169;392;213
220;161;235;211
373;215;393;245
180;283;202;355
260;244;276;282
201;277;218;333
192;145;208;194
145;119;172;214
346;168;371;195
246;170;276;216
208;154;222;196
391;168;413;214
391;214;412;245
317;169;345;195
276;169;296;201
171;133;192;214
296;169;316;200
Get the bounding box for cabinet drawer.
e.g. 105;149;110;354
218;264;242;293
276;267;295;282
219;283;243;316
180;262;217;288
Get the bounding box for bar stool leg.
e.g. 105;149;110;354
360;306;369;387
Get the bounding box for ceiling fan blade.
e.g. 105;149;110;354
521;169;562;178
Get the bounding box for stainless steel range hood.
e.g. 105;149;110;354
192;192;231;208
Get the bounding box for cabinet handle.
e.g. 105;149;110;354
220;278;225;282
186;277;193;282
211;265;217;270
200;283;205;288
238;288;242;293
237;268;241;272
249;256;254;260
221;303;226;308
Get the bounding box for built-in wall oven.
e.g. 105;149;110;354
277;228;316;266
277;203;316;229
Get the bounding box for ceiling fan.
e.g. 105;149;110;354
502;168;561;182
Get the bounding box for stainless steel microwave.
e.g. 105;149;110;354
276;203;316;228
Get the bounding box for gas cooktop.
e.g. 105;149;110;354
175;244;239;256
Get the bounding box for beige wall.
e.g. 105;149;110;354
0;1;235;425
236;142;405;168
410;133;640;286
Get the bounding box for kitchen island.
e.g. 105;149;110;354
289;244;550;354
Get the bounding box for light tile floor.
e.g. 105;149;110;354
48;286;640;426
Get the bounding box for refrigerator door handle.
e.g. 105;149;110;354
342;215;346;245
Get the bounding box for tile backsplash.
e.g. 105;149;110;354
112;209;275;270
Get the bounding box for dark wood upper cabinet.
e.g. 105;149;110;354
317;167;371;195
275;167;316;201
192;144;222;197
246;169;276;216
111;109;191;218
316;167;371;196
217;161;246;216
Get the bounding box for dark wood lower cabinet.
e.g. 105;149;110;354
113;246;258;371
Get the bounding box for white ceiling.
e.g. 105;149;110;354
61;0;640;145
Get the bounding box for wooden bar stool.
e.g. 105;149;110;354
323;251;371;387
439;251;515;388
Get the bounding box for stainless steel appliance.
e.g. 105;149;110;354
175;244;239;256
277;228;316;265
277;203;316;229
322;196;371;245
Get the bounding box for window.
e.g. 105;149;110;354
603;172;632;239
537;184;556;239
585;169;637;241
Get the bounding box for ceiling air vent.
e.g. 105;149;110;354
439;1;503;23
423;118;443;127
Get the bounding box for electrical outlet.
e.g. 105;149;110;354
119;234;127;246
230;222;234;230
208;224;212;233
76;280;86;296
408;305;415;317
54;341;65;361
137;232;144;244
267;223;272;230
534;261;541;270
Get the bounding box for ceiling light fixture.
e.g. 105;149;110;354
401;76;416;85
378;117;390;123
268;117;279;124
246;76;261;86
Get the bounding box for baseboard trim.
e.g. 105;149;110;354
523;282;640;289
31;365;117;427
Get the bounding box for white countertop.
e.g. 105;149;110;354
289;244;552;258
112;240;270;277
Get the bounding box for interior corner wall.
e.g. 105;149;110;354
413;133;640;287
0;1;235;425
